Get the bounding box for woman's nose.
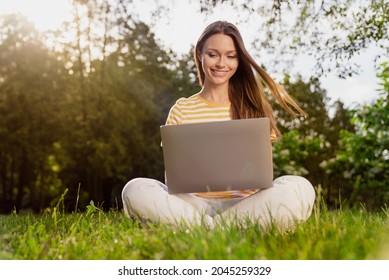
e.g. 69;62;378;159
216;56;225;67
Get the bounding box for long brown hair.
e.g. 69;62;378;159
194;21;306;138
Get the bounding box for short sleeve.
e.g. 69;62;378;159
162;99;184;147
165;98;184;125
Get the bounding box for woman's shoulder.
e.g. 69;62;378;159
167;93;202;125
174;93;202;107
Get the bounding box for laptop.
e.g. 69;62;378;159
160;118;273;194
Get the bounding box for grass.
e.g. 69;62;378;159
1;200;389;260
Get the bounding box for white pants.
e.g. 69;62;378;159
121;175;315;230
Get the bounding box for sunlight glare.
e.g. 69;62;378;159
0;0;72;31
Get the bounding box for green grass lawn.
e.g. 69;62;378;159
1;201;388;260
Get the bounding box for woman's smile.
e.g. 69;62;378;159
211;69;230;77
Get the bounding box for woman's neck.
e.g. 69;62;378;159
199;83;230;104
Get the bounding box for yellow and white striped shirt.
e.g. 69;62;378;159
165;93;275;199
166;93;231;125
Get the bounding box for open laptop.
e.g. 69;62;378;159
160;118;273;194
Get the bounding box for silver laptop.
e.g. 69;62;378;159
160;118;273;194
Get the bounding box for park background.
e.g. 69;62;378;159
0;0;388;214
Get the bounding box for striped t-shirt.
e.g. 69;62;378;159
165;93;276;199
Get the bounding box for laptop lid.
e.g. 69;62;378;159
160;118;273;194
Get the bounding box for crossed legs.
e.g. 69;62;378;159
121;176;315;230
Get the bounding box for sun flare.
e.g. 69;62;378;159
0;0;72;31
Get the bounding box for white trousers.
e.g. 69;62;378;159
121;175;315;230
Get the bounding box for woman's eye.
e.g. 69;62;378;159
227;56;236;59
208;53;217;58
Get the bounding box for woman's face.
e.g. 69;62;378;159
200;33;239;87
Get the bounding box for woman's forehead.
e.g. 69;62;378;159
203;34;237;52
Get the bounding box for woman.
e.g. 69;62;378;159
122;21;315;230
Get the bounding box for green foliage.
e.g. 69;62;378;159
0;14;68;212
271;75;354;207
0;9;197;212
273;130;325;178
323;63;389;209
377;62;389;95
197;0;389;77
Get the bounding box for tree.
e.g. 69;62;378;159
198;0;389;78
52;0;196;210
274;75;330;135
0;14;68;212
323;62;389;209
0;3;205;212
271;76;330;191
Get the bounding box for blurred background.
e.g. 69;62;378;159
0;0;388;213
